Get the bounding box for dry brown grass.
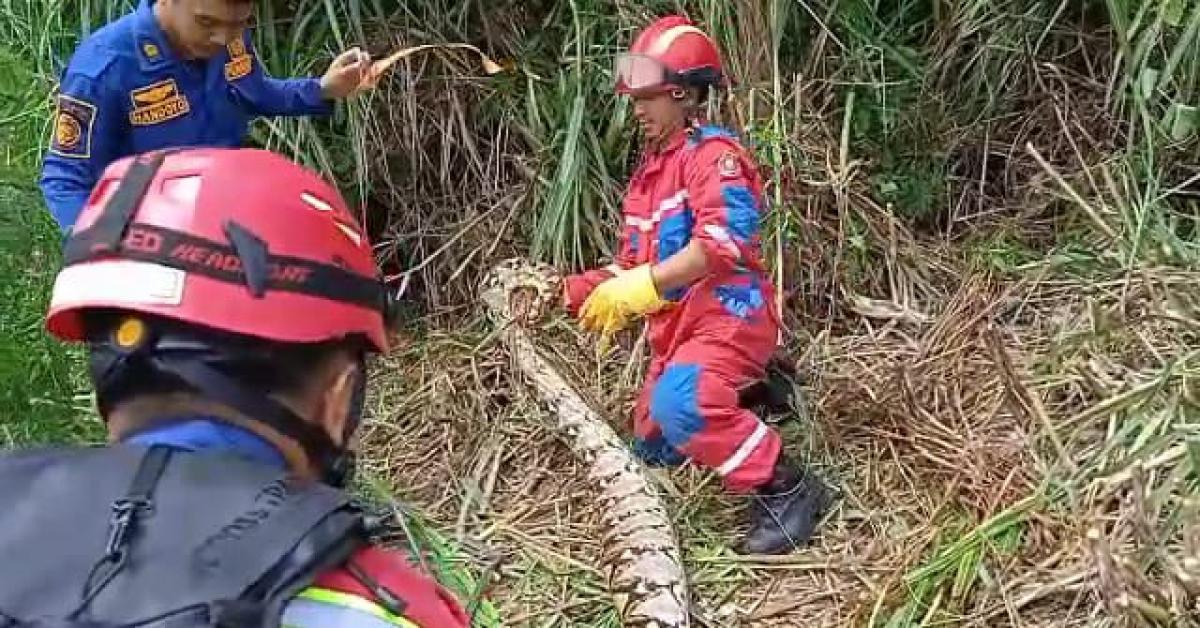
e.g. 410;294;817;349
345;4;1200;626
352;252;1200;626
357;325;619;623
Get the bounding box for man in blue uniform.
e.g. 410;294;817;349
40;0;370;232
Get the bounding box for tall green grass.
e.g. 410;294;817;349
0;2;99;444
4;1;1196;270
525;0;630;268
249;0;393;205
0;176;98;446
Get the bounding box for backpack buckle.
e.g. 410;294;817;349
105;498;152;560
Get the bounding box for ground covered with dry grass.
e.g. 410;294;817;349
338;1;1200;623
354;239;1200;626
8;1;1200;625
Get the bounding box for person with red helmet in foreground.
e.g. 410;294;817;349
563;16;833;555
0;148;469;626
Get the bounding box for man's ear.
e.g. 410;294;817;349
316;359;360;447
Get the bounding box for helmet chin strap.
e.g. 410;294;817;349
327;357;368;488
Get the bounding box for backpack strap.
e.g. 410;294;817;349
0;446;368;627
211;498;366;628
74;446;173;617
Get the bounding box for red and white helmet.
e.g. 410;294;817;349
47;148;393;353
615;15;725;95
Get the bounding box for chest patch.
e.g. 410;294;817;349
49;94;96;159
225;39;253;81
224;56;253;81
129;79;191;126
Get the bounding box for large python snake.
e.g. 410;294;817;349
479;258;690;628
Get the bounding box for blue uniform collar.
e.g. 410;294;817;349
133;0;179;72
124;417;288;469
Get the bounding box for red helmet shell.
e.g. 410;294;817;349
618;15;724;94
47;148;389;352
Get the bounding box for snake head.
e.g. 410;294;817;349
481;258;564;326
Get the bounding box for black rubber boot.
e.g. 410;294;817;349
737;358;808;426
738;458;832;555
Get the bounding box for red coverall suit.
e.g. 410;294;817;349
566;124;781;493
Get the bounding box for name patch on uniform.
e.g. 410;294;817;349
224;55;253;81
49;94;96;159
129;79;190;126
227;38;248;59
225;38;253;81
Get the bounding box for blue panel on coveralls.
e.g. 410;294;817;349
721;185;760;242
650;364;706;449
692;125;738;145
657;211;694;262
714;283;766;320
657;211;694;301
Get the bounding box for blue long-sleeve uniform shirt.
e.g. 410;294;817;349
40;0;333;231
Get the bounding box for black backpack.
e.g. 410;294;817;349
0;444;366;627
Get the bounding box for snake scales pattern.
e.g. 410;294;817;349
479;258;691;628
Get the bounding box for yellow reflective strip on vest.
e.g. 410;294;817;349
283;586;420;628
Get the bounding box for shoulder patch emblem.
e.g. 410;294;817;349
718;151;741;179
129;79;190;126
49;94;96;159
141;41;160;59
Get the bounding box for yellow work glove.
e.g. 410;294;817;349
578;264;668;337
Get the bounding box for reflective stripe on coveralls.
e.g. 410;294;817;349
715;421;771;477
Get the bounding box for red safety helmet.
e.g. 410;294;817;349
47;148;394;353
615;15;725;95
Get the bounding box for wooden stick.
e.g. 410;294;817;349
362;43;504;88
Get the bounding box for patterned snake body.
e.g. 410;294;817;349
479;258;690;627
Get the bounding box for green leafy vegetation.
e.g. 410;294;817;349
0;178;98;447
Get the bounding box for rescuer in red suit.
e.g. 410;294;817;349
563;16;833;555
